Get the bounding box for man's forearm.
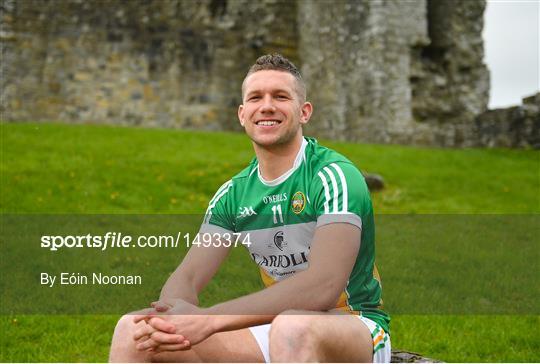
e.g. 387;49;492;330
158;244;230;307
203;268;341;332
160;270;199;306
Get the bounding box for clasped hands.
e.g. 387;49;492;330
132;299;213;353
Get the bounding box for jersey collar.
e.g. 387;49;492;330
257;137;308;187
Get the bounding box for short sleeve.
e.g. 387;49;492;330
201;180;236;232
309;162;371;229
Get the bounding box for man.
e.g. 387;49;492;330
110;54;390;362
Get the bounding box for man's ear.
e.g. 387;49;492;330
238;104;245;127
300;102;313;125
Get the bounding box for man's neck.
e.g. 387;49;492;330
254;135;304;182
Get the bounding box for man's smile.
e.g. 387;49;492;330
255;120;282;126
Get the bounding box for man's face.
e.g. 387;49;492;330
238;70;312;148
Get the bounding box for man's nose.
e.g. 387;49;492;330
260;95;276;113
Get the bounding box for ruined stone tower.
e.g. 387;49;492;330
1;0;497;146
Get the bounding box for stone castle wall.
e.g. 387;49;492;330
475;93;540;148
2;0;300;131
1;0;536;147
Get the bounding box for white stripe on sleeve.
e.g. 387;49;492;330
323;166;339;213
204;181;233;224
317;171;331;214
208;180;232;207
330;163;348;212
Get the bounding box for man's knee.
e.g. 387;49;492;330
269;311;320;362
112;314;137;341
111;314;202;363
110;314;151;362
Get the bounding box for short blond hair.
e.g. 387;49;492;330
242;54;306;102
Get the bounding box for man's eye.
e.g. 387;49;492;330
248;96;261;101
276;95;289;100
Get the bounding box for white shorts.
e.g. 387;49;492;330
249;315;391;363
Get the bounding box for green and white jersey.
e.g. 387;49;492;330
201;137;390;333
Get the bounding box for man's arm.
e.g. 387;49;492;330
204;223;361;331
131;234;232;352
135;222;360;352
157;178;235;307
158;240;231;307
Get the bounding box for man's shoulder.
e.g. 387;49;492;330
305;137;360;175
227;158;257;185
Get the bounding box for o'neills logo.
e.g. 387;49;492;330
291;191;306;214
250;251;309;268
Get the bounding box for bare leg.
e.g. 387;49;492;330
110;315;152;363
269;310;374;363
109;313;264;363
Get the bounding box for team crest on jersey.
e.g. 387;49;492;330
273;231;287;251
291;191;306;214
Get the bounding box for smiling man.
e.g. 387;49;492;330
109;54;390;363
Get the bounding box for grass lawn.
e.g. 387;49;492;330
1;122;539;362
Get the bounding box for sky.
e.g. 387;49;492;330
483;0;539;108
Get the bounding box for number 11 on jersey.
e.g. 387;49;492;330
272;204;284;224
